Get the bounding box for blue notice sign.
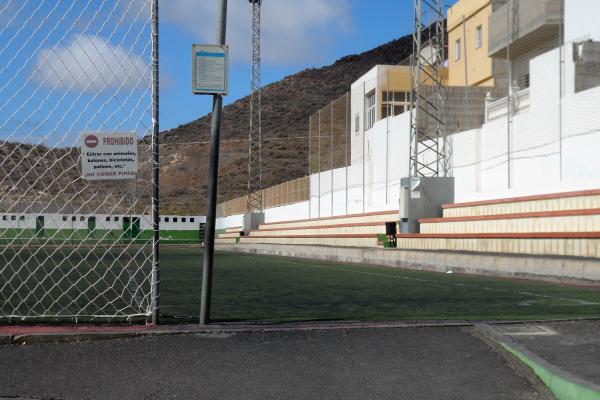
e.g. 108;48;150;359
192;44;229;95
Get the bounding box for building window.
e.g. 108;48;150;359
475;25;483;49
521;73;530;89
354;114;360;133
190;218;195;223
165;217;169;222
80;216;85;221
106;216;110;221
72;216;76;221
173;217;178;223
11;216;16;221
366;91;376;129
455;39;461;61
182;217;186;223
382;91;410;118
19;215;24;221
62;216;68;222
114;216;119;222
1;215;6;221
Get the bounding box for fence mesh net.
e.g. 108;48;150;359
450;0;600;196
0;0;155;321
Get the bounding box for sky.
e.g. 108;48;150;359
161;0;457;131
0;0;456;145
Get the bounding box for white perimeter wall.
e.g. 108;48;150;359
453;45;600;202
214;2;600;229
309;112;410;218
215;201;310;230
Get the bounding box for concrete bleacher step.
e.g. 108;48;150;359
250;222;388;237
224;227;243;233
218;232;243;239
215;237;239;244
239;234;381;248
420;209;600;234
396;232;600;258
257;210;398;230
443;189;600;218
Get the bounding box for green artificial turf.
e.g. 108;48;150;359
158;247;600;323
3;245;600;324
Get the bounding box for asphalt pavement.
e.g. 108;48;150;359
0;326;546;400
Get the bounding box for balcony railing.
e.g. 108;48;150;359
485;88;530;122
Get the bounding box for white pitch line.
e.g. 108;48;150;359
518;291;599;306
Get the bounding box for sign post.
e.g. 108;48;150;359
195;0;228;326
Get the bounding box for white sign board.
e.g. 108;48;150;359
81;132;138;181
192;44;228;95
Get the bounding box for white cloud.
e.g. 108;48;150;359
36;34;149;92
159;0;353;65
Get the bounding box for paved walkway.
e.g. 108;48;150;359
479;320;600;399
0;326;545;400
493;321;600;384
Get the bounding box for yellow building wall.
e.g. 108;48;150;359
382;67;448;92
447;0;494;87
387;68;412;91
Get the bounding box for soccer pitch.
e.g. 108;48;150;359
159;247;600;323
3;245;600;323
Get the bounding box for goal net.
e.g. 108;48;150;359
0;0;158;322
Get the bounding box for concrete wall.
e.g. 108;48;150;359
488;0;562;58
216;201;310;230
452;43;600;202
309;112;411;218
218;243;600;284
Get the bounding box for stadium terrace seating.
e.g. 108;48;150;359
397;189;600;258
238;210;398;248
220;189;600;258
215;226;244;244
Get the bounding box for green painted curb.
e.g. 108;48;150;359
502;344;600;400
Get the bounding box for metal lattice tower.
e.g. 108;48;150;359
408;0;450;177
247;0;263;212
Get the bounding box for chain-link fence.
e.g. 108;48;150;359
217;177;309;218
0;0;158;322
308;93;351;176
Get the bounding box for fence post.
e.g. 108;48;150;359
150;0;160;325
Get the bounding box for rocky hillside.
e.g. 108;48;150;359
150;34;414;214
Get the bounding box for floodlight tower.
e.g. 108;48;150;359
244;0;265;234
408;0;449;177
399;0;454;235
247;0;263;214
